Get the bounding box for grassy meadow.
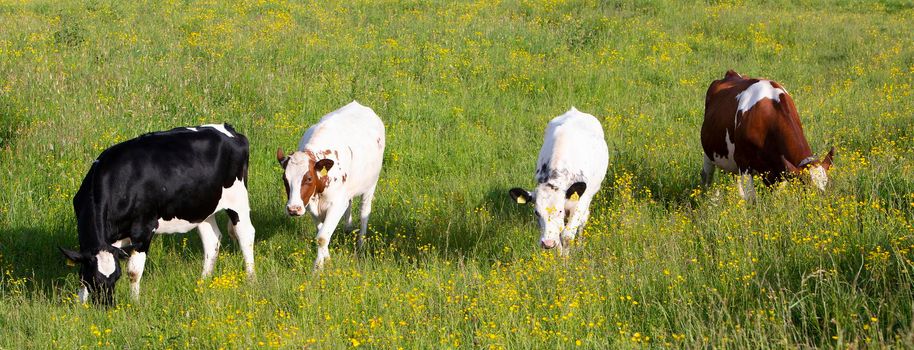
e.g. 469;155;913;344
2;0;914;348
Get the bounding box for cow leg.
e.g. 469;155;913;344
737;170;756;201
561;197;592;253
561;206;578;245
109;237;147;299
308;210;324;233
358;186;377;250
197;215;222;278
125;223;155;300
575;209;590;237
231;209;256;277
701;155;716;187
78;286;89;303
315;203;348;270
226;217;237;241
126;250;147;299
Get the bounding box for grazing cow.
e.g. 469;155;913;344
701;70;834;199
509;107;609;253
59;124;256;305
277;101;385;269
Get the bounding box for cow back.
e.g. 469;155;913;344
74;125;249;245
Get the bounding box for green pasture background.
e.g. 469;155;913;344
1;0;913;348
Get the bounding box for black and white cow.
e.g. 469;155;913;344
509;108;608;254
59;124;256;305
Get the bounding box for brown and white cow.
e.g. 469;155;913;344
277;101;385;270
701;70;834;199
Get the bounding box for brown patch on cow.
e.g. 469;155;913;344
293;152;333;203
341;174;347;183
279;150;335;203
702;70;824;185
297;153;318;202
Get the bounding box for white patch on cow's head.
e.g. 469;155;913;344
809;165;827;191
711;130;739;173
735;80;786;127
532;182;568;246
200;124;234;138
283;152;311;210
96;251;116;278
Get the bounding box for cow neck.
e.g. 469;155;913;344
73;181;110;253
79;235;107;253
76;210;108;253
776;111;815;168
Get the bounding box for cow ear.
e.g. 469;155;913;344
59;247;84;266
822;147;835;170
566;182;586;200
781;156;799;173
314;159;334;177
508;188;533;205
276;148;288;166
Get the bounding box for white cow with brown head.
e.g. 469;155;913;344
277;101;385;269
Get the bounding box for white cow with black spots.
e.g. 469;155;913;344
509;107;609;254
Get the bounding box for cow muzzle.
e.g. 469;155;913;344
540;239;558;250
287;205;305;217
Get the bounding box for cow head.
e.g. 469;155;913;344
277;148;332;216
509;182;586;250
782;147;835;191
59;245;132;305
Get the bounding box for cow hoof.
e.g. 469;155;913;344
313;257;330;271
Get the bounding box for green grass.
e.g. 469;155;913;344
1;0;914;348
